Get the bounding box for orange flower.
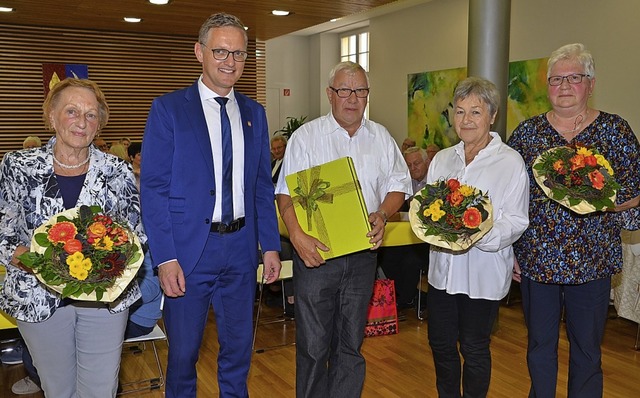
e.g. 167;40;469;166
462;207;482;229
553;159;567;175
588;170;605;190
569;154;585;171
87;222;108;241
447;179;461;192
109;227;129;246
63;239;83;254
446;190;465;207
47;221;78;244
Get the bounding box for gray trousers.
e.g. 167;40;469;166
293;250;377;398
18;304;128;398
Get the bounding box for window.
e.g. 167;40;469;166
340;30;369;72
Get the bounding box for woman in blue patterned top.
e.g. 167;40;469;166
508;43;640;398
0;78;145;397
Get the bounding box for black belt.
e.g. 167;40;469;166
210;217;245;233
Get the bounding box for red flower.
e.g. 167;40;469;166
63;239;83;254
447;179;461;192
462;207;482;229
588;170;605;190
47;221;78;244
584;155;598;167
99;253;126;278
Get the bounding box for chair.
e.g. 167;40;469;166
252;259;295;353
117;323;167;395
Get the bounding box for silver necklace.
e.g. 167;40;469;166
52;147;91;169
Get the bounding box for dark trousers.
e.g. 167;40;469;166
293;250;377;398
163;227;255;398
378;243;428;306
521;276;610;398
427;285;500;398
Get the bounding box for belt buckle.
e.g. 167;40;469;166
219;223;229;233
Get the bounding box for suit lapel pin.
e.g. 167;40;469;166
247;121;252;127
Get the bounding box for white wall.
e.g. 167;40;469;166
267;0;640;142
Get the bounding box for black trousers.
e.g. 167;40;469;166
378;243;429;306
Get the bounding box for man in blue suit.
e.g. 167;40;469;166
140;13;281;398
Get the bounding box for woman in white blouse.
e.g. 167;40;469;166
425;77;529;398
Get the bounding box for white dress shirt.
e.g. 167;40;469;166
275;112;411;215
198;77;245;222
427;132;529;300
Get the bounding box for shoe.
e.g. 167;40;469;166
0;342;23;365
11;377;41;395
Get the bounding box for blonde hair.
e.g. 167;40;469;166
22;136;42;149
42;78;109;131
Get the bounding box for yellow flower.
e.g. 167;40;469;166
594;154;614;176
81;258;92;271
66;251;85;268
458;185;474;197
423;199;446;222
576;146;593;156
70;268;89;281
93;236;114;251
68;259;89;280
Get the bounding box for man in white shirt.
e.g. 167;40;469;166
275;61;411;398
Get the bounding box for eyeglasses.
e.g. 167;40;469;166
329;87;370;98
201;43;248;62
548;73;590;86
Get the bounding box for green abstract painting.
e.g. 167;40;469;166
407;57;550;149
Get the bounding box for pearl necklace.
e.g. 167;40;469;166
52;147;91;170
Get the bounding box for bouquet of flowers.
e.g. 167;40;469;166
18;205;143;302
532;144;620;214
409;178;493;251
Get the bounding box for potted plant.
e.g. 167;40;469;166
275;116;307;139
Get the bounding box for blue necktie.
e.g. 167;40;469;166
215;97;233;225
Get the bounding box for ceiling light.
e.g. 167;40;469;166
330;18;339;22
124;17;142;23
271;10;290;16
148;0;170;4
244;26;249;31
0;7;14;12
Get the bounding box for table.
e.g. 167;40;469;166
613;229;640;324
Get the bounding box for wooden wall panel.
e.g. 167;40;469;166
0;24;266;158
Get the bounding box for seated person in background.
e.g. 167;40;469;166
119;137;131;148
401;137;416;153
127;142;142;181
22;136;42;149
109;143;129;161
425;143;441;162
378;146;431;310
93;137;109;152
270;135;287;184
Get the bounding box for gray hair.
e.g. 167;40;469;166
271;135;287;145
403;146;428;161
328;61;370;87
198;13;247;47
453;77;500;117
547;43;595;79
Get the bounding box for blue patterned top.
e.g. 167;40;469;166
508;111;640;284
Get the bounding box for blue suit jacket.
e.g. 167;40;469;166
140;81;280;275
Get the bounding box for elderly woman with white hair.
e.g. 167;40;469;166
426;77;529;397
509;43;640;398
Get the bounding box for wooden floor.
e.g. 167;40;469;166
2;290;640;397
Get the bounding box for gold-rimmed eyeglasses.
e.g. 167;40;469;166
200;43;248;62
548;73;590;86
329;87;370;98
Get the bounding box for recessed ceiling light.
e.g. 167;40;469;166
148;0;170;4
271;10;290;16
0;7;14;12
124;17;142;23
330;18;339;22
244;26;249;31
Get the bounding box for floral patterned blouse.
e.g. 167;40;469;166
508;111;640;284
0;138;146;322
